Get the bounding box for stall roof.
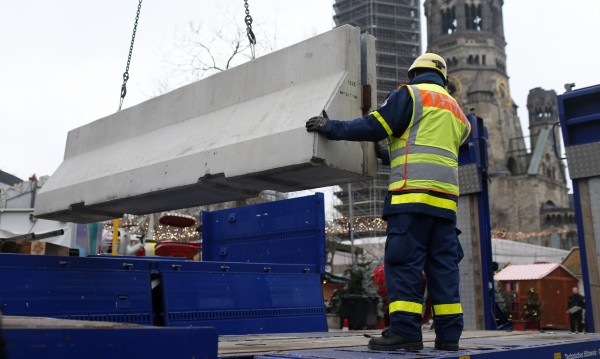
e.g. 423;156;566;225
495;262;576;281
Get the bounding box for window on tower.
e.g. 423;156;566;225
441;7;457;34
465;3;483;31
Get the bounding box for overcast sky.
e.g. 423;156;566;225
1;1;599;181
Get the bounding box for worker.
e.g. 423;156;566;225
567;286;585;333
306;53;471;351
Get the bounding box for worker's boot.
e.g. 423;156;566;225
434;339;459;351
368;329;423;351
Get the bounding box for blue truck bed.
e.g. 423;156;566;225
218;330;600;359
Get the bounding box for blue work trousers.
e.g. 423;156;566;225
384;212;464;342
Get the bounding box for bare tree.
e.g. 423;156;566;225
171;20;251;79
153;14;278;96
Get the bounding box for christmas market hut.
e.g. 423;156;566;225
495;262;578;330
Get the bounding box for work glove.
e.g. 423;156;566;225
374;141;390;165
306;110;329;134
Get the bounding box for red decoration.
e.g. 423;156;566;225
373;263;389;326
159;214;196;228
154;241;201;260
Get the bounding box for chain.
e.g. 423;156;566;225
244;0;256;59
118;0;143;111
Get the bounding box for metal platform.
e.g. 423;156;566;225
4;319;600;358
218;330;600;359
2;316;218;359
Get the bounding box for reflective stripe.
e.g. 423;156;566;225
402;180;459;196
407;86;423;146
408;145;457;161
390;148;406;161
389;300;423;315
390;163;458;187
391;147;457;165
372;111;394;136
407;153;457;168
391;193;457;212
433;303;463;315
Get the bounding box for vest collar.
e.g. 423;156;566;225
409;73;445;87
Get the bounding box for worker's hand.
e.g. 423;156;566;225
306;110;329;133
374;143;384;158
374;142;390;165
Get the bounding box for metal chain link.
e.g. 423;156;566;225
244;0;256;59
118;0;143;111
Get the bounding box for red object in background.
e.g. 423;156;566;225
134;246;146;256
159;214;196;228
526;320;541;331
372;264;389;325
512;320;527;331
154;241;201;260
372;263;432;326
342;318;349;331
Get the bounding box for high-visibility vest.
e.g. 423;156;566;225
376;83;471;212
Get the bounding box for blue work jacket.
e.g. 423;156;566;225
319;73;460;221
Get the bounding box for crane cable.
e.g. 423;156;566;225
244;0;256;60
118;0;143;111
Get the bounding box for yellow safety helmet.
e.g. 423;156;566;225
408;53;447;83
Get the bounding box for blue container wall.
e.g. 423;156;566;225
202;193;327;274
0;194;329;334
0;254;154;324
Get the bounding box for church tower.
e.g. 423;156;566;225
423;0;572;245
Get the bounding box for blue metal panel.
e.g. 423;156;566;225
572;180;595;333
159;264;327;334
4;327;218;359
558;84;600;333
457;115;496;330
0;254;153;325
153;258;319;274
202;193;327;274
558;84;600;147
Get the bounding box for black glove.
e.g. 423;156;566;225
306;117;327;132
306;110;329;133
374;141;390;165
374;143;383;158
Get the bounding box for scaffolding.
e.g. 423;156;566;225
332;162;389;240
332;0;421;242
333;0;421;104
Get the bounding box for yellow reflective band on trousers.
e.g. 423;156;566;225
390;192;457;212
433;303;463;315
389;300;423;315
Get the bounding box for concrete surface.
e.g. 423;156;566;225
35;25;377;223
